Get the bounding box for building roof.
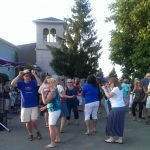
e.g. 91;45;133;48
0;38;19;51
18;43;36;65
33;17;65;24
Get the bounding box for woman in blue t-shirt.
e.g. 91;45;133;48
82;75;100;135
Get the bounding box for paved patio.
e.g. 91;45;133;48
0;108;150;150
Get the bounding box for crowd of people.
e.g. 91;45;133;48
1;69;150;148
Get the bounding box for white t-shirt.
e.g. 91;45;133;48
38;83;48;94
57;85;65;97
109;87;125;108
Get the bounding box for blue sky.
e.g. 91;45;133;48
0;0;121;77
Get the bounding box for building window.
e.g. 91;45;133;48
50;28;56;43
43;28;49;42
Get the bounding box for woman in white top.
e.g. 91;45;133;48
102;77;126;144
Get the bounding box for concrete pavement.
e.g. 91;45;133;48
0;108;150;150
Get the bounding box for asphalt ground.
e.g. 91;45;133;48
0;107;150;150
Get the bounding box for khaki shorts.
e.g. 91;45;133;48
21;107;39;122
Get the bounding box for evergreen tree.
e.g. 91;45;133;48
48;0;102;78
96;68;104;78
109;67;118;78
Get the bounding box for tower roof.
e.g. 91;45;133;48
33;17;65;24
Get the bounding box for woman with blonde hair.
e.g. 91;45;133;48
41;78;61;148
132;79;146;121
102;77;126;144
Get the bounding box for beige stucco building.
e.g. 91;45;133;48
33;17;65;75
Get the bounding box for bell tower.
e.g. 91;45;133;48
33;17;65;75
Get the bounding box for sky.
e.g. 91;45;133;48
0;0;122;77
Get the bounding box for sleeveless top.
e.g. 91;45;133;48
134;88;145;102
47;89;60;112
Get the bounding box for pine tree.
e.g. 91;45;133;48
109;67;118;78
48;0;102;78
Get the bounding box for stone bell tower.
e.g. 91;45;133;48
33;17;65;75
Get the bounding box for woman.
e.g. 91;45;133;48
102;77;126;144
38;76;51;127
56;76;74;132
74;77;83;111
41;78;61;148
65;79;79;125
82;75;100;135
132;79;146;121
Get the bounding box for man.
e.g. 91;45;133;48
11;69;42;141
141;73;150;91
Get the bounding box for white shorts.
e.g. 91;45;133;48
146;96;150;109
48;110;61;125
21;107;39;122
84;101;99;121
77;96;83;105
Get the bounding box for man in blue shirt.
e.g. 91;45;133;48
11;69;42;141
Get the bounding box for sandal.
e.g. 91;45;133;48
28;134;33;141
60;130;64;133
91;129;97;133
85;131;91;135
36;131;42;140
55;140;61;143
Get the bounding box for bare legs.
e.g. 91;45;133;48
85;119;97;134
60;116;66;132
49;125;60;146
25;120;41;140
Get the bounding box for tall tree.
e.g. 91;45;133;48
96;68;104;78
106;0;150;79
49;0;102;78
109;67;118;78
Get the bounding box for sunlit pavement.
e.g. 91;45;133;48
0;108;150;150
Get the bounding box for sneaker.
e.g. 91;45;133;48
46;143;56;148
28;134;33;141
36;131;42;140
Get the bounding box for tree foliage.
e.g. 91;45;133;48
107;0;150;79
49;0;102;78
109;67;118;78
96;68;104;78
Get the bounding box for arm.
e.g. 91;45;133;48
31;70;42;86
41;90;55;104
102;86;115;98
40;105;47;111
61;90;74;99
11;71;23;87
